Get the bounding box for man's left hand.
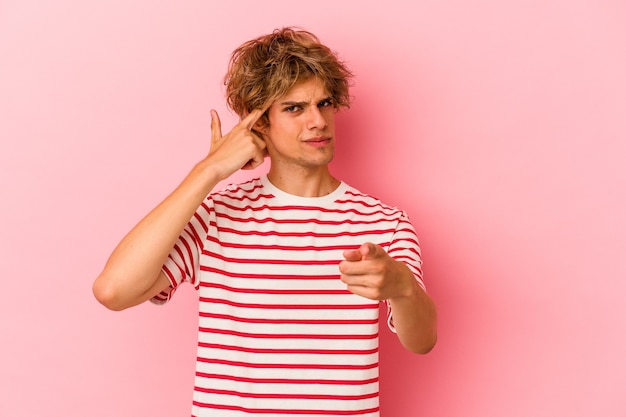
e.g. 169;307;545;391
339;242;414;301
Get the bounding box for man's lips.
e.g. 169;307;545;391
303;136;331;143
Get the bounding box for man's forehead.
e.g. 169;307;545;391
276;77;331;103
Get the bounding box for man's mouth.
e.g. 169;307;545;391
304;136;331;145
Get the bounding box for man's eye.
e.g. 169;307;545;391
284;105;301;113
318;99;334;108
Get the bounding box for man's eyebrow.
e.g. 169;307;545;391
279;96;333;106
279;100;308;107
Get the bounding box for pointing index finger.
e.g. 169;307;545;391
361;242;382;260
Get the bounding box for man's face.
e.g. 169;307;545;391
261;76;336;172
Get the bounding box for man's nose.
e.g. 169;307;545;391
306;106;327;130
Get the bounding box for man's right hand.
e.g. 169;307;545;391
207;108;267;180
93;108;269;311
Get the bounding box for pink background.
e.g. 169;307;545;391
1;1;625;416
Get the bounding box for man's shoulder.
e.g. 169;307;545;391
210;177;266;200
340;182;406;217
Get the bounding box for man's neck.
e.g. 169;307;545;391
267;166;340;198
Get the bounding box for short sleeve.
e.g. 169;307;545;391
385;211;424;332
150;199;213;305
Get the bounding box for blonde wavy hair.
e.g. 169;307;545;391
224;27;353;126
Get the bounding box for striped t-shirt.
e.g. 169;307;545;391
152;175;424;417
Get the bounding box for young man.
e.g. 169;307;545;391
93;27;437;417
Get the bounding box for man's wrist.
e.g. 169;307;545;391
391;260;421;300
192;158;225;184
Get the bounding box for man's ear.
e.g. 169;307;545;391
253;116;269;138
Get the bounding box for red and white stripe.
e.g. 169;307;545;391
153;176;423;417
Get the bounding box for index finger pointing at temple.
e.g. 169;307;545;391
241;108;266;131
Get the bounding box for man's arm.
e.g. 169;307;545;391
92;109;267;311
339;242;437;354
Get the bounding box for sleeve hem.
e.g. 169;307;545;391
149;267;177;306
